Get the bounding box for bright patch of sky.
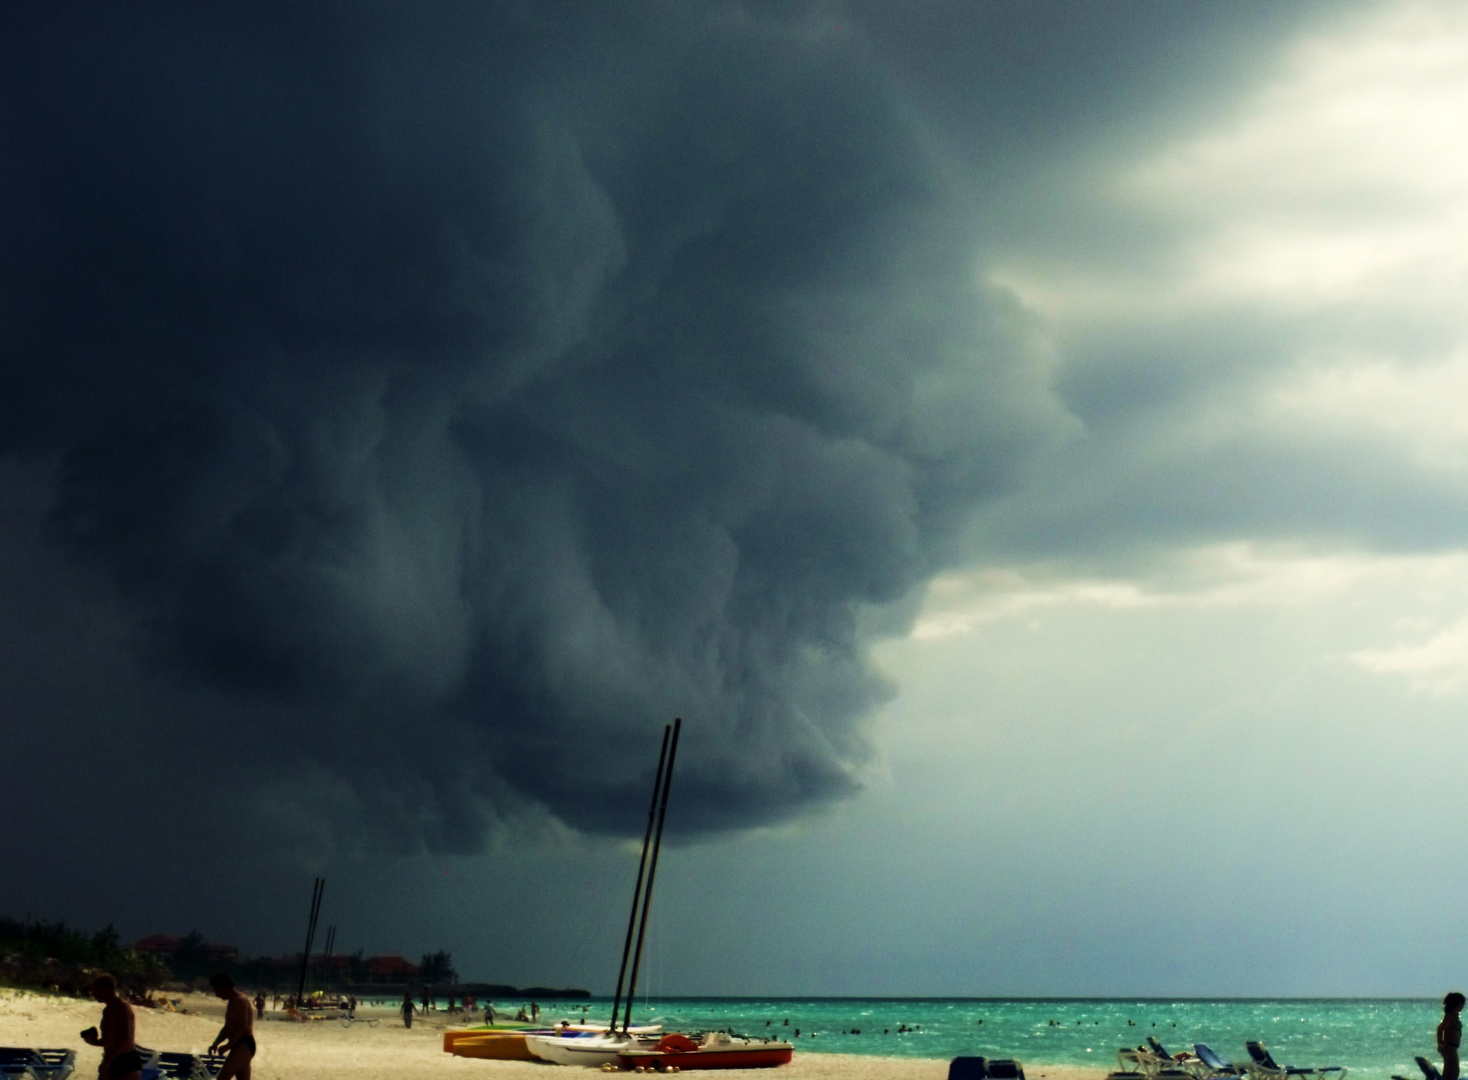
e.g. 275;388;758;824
804;0;1468;993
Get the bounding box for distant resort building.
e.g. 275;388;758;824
366;955;419;982
132;935;238;963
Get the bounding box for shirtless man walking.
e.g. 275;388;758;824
1440;992;1465;1080
208;973;256;1080
82;975;143;1080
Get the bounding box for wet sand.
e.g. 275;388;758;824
0;989;1110;1080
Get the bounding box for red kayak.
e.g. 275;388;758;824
617;1032;794;1070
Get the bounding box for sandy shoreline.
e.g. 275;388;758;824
0;989;1111;1080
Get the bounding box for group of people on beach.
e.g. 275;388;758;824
396;992;538;1028
84;972;255;1080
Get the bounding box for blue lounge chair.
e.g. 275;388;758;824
154;1052;226;1080
1119;1048;1165;1077
154;1053;212;1080
1195;1044;1246;1078
1145;1037;1199;1080
1149;1039;1181;1061
988;1060;1026;1080
1122;1044;1190;1080
33;1053;75;1080
950;1058;988;1080
1108;1067;1148;1080
0;1049;37;1080
0;1048;76;1080
1245;1041;1346;1080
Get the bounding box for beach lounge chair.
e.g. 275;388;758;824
1245;1041;1346;1079
0;1048;76;1080
1149;1039;1182;1061
1120;1048;1167;1077
949;1058;988;1080
1122;1045;1191;1080
154;1052;213;1080
33;1053;75;1080
988;1059;1026;1080
152;1052;226;1080
1144;1038;1199;1080
1392;1064;1435;1080
0;1050;37;1080
1107;1068;1148;1080
1194;1044;1247;1078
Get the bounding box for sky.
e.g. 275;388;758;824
4;0;1468;996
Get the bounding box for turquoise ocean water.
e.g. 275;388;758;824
504;998;1442;1079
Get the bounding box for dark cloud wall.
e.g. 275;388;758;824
0;1;1356;878
0;0;1071;862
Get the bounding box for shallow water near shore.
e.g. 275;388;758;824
486;997;1440;1080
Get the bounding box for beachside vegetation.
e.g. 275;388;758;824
0;918;169;994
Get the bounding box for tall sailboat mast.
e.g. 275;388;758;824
622;717;680;1034
607;723;672;1032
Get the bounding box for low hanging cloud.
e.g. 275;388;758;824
0;1;1074;856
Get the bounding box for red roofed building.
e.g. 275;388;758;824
133;935;180;956
366;955;418;982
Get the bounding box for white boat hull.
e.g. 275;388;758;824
527;1035;644;1067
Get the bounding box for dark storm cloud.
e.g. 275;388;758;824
0;0;1076;856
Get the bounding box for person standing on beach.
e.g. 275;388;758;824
82;975;143;1080
252;991;265;1020
1440;993;1465;1080
401;993;414;1029
207;973;256;1080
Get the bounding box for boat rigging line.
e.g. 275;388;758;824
321;923;337;993
607;723;672;1033
622;716;680;1034
294;876;325;1007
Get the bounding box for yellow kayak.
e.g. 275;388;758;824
449;1034;542;1061
442;1024;546;1053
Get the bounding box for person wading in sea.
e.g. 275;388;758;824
82;975;143;1080
208;973;256;1080
1440;992;1465;1080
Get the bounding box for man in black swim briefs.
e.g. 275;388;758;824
1440;992;1465;1080
82;974;143;1080
209;973;256;1080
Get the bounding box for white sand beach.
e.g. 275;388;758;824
0;990;1110;1080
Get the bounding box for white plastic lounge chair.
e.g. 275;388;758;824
1122;1044;1190;1079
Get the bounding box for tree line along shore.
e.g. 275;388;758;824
0;917;588;1001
